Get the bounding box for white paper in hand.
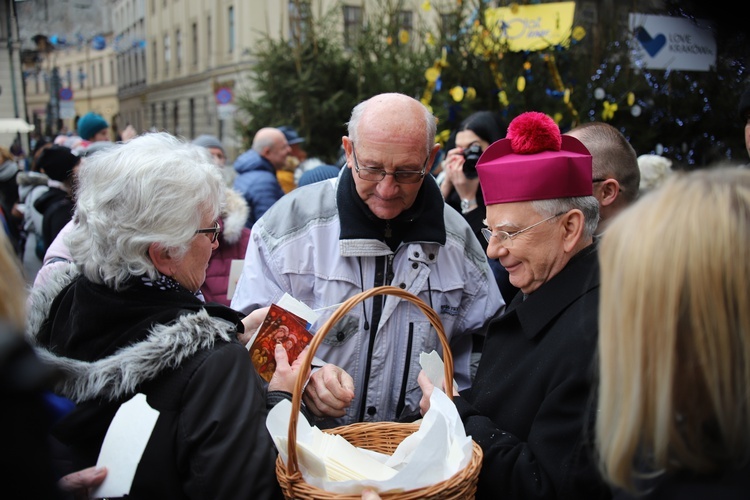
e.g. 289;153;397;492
419;350;458;390
91;393;159;498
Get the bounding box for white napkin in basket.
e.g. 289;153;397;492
266;388;473;495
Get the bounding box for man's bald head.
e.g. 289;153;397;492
251;127;291;170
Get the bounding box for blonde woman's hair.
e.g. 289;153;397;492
0;230;26;330
597;167;750;493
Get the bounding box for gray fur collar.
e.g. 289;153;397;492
26;263;237;402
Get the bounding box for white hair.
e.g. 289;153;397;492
67;132;225;290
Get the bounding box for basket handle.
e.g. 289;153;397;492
286;285;454;475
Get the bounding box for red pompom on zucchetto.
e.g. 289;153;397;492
476;111;593;205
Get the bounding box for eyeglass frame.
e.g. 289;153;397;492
592;177;623;193
350;143;429;184
195;220;221;243
481;211;567;247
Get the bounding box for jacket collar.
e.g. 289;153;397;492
336;166;446;249
503;240;600;339
27;263;242;402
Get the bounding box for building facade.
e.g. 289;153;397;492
19;0;120;140
0;0;29;149
16;0;661;157
135;0;429;160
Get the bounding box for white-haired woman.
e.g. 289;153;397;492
597;167;750;498
26;132;305;499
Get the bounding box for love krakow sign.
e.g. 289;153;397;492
629;14;716;72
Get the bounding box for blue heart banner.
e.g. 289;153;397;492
629;14;716;72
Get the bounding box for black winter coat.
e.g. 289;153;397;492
33;186;73;254
27;264;283;500
455;242;611;500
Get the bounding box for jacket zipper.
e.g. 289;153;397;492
395;322;414;418
357;254;390;421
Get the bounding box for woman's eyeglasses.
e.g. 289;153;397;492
195;220;221;243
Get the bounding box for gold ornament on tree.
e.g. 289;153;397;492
602;101;618;121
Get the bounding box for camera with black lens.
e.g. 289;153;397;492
461;144;483;179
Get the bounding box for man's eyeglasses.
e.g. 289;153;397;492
592;177;623;193
351;143;428;184
195;220;221;243
481;212;566;247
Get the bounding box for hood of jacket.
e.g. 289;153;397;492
32;186;70;214
221;187;249;244
0;159;19;182
26;262;243;403
16;171;49;201
232;149;275;176
16;170;48;188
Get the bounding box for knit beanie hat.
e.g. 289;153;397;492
77;112;109;141
191;134;225;155
298;164;340;187
36;145;80;182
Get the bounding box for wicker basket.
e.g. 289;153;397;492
275;285;483;499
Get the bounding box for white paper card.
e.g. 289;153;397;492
276;292;320;325
91;393;160;498
227;259;244;299
419;350;457;390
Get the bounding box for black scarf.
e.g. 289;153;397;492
336;166;446;251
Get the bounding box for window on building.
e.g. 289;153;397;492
343;6;363;50
440;13;457;41
207;16;212;61
189;97;195;139
396;10;413;46
151;102;156;128
91;63;96;87
164;34;170;75
99;61;104;84
66;69;72;87
228;6;235;53
289;0;312;43
173;100;179;135
192;22;198;66
140;51;146;83
78;66;85;89
176;29;182;70
109;60;114;85
161;102;167;130
204;96;212;127
152;39;158;77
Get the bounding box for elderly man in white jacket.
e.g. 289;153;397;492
232;93;504;428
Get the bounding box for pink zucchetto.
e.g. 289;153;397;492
476;111;593;205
